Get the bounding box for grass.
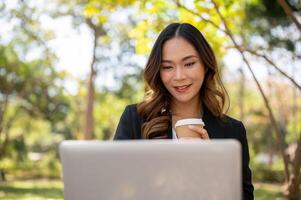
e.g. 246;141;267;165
254;182;285;200
0;179;63;200
0;179;285;199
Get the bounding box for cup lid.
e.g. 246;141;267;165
175;118;204;127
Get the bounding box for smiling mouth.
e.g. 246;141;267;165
174;84;192;92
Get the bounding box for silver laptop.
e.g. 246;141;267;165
60;140;241;200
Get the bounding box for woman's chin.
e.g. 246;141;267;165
173;97;194;104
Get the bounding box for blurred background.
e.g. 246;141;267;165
0;0;300;199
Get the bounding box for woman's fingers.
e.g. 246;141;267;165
188;125;210;140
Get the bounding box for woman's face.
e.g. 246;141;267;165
160;37;205;105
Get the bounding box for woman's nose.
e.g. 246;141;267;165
175;66;185;80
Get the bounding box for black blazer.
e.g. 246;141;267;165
114;104;254;200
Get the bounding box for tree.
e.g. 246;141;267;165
0;0;70;177
51;0;138;139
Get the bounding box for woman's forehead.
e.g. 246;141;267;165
162;38;199;61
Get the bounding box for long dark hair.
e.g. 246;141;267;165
137;23;229;139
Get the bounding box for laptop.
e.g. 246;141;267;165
59;140;241;200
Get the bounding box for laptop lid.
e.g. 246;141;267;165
60;140;241;200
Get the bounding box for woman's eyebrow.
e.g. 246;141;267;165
162;55;198;63
182;55;198;61
161;60;173;63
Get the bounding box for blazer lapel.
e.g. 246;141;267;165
202;106;225;139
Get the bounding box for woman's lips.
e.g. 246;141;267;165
174;84;192;93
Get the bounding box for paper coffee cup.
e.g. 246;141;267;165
175;118;205;138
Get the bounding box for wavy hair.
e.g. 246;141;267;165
137;23;229;139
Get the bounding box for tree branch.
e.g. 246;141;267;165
242;49;301;90
277;0;301;32
175;0;225;33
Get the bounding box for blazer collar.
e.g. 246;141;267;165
202;106;225;139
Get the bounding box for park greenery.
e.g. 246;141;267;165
0;0;300;199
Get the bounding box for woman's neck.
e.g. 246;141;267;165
171;99;203;119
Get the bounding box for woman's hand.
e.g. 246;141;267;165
187;125;210;140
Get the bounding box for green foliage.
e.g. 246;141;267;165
244;0;301;51
0;44;70;126
83;0;136;26
251;159;285;182
125;0;248;66
1;151;62;180
94;81;144;140
94;92;127;140
1;116;63;179
0;0;71;182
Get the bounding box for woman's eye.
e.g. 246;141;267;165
161;66;173;70
185;62;195;67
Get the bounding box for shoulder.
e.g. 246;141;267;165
114;104;142;140
123;103;143;124
222;115;244;127
125;104;138;112
123;104;139;118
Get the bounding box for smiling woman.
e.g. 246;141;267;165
113;22;254;199
136;23;227;140
160;37;206;116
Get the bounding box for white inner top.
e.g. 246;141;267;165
172;128;178;140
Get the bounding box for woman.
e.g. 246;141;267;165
114;23;254;199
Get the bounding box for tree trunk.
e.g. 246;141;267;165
0;106;20;159
0;93;10;159
266;126;274;166
84;22;98;140
0;130;9;159
84;68;95;140
238;67;245;121
0;92;9;141
285;136;301;200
